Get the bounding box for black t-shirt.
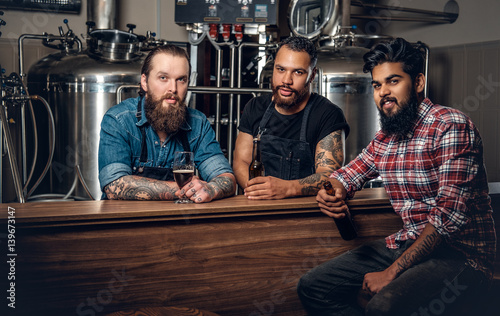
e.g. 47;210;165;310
238;93;350;156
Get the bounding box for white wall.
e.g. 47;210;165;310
372;0;500;47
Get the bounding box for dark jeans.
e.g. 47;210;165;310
297;239;489;316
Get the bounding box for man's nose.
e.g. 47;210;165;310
282;71;293;85
167;80;177;94
378;84;390;97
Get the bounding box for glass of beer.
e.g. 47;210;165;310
173;151;195;204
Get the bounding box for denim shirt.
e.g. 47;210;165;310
98;97;233;193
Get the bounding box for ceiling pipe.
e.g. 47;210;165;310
87;0;116;29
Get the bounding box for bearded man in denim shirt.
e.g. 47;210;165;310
98;45;235;202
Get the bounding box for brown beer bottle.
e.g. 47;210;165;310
249;137;265;180
323;181;358;240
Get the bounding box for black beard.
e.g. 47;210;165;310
378;90;420;139
272;83;310;110
145;92;187;135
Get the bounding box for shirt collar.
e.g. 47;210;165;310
135;96;192;132
402;98;434;139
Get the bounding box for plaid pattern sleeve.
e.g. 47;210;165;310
332;99;496;278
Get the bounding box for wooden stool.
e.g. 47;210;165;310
105;306;220;316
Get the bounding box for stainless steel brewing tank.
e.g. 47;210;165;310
27;48;143;200
313;45;379;164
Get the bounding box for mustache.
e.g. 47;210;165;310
161;92;182;103
276;85;299;95
380;97;398;107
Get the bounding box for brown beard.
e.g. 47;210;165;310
272;83;310;111
145;92;187;135
378;88;420;138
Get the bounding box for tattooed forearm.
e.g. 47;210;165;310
296;130;345;196
317;130;344;169
207;173;236;200
104;175;177;200
395;226;442;276
298;173;329;196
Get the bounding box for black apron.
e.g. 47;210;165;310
132;97;190;181
257;95;317;180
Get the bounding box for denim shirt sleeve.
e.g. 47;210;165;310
188;109;233;182
98;102;137;190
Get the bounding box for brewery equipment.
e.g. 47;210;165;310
26;26;147;200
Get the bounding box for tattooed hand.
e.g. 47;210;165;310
176;173;236;203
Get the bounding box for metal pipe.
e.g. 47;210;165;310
18;34;82;81
350;15;456;23
0;97;25;203
342;0;351;28
214;49;223;141
25;94;55;200
237;42;278;129
115;84;271;104
350;1;458;23
87;0;116;29
228;45;236;163
422;43;430;98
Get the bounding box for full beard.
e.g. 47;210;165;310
272;83;309;111
378;89;420;139
145;92;187;135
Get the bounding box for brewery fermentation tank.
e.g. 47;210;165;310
27;30;143;200
313;45;379;164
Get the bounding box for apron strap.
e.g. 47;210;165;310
136;97;149;164
299;93;318;142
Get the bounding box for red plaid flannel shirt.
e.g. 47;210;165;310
332;99;496;278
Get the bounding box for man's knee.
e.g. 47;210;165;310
365;291;398;316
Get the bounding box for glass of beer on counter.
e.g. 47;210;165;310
173;151;195;204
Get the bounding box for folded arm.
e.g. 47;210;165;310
104;173;236;202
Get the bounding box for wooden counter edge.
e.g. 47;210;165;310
0;187;392;228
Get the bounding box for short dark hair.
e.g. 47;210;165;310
278;36;318;69
139;45;191;96
363;37;426;80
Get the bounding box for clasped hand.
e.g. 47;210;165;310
176;176;214;203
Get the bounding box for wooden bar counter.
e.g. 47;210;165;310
0;188;400;316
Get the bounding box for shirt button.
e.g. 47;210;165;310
155;141;158;145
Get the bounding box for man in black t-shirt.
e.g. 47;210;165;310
233;36;349;199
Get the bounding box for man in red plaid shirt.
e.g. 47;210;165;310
298;38;496;316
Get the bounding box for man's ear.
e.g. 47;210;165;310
140;74;148;93
414;73;425;94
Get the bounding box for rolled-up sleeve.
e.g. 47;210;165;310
428;118;480;237
190;111;233;182
98;111;135;190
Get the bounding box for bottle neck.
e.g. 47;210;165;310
252;139;261;162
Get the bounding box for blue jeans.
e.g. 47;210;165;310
297;239;489;316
